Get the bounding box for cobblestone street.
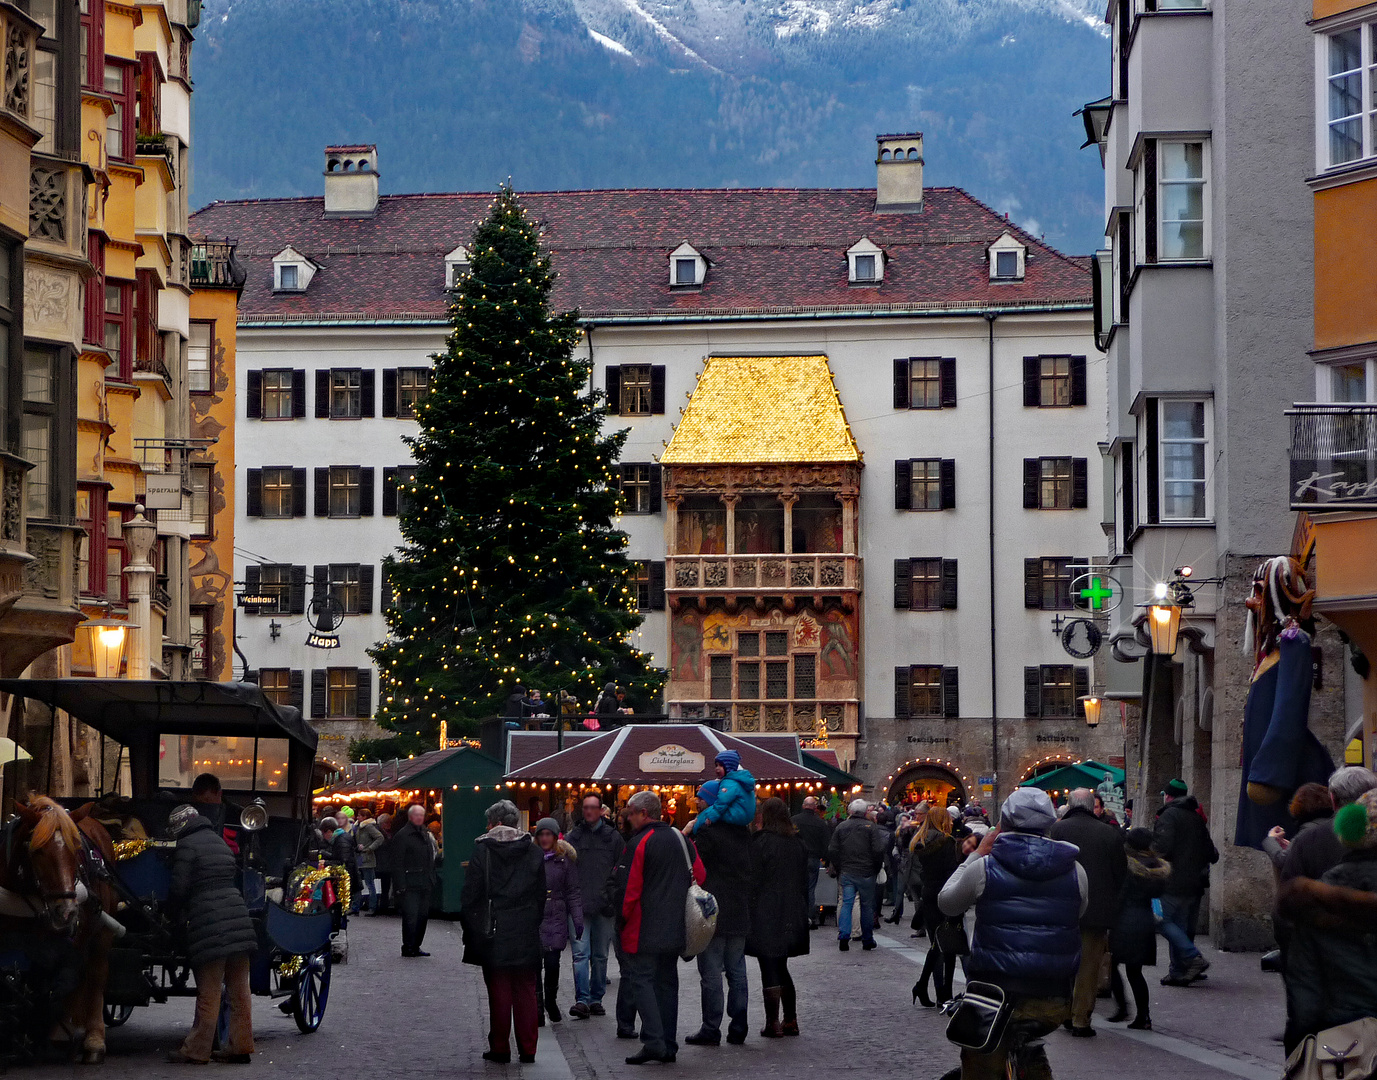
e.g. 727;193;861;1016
19;912;1289;1080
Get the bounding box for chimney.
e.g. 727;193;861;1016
323;144;379;217
875;133;923;214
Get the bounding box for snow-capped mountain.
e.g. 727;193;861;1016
191;0;1108;250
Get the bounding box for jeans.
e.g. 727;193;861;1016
837;874;877;944
621;951;680;1058
1159;893;1202;977
572;913;615;1006
399;887;431;954
806;860;821;921
360;868;377;912
695;934;748;1039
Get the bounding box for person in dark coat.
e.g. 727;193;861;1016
747;797;810;1038
1279;788;1377;1054
685;781;754;1047
594;682;620;717
322;816;360;914
1048;787;1128;1036
165;804;256;1064
1106;828;1169;1031
1280;767;1377;884
390;803;437;957
909;804;962;1008
461;800;548;1064
533;818;583;1026
792;797;832;928
565;793;625;1018
826;799;888;951
1152;780;1218;985
610;790;706;1065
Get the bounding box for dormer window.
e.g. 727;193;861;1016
988;232;1026;281
847;237;885;285
669;242;706;288
272;245;317;293
444;245;470;289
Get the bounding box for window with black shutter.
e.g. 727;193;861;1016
382;467;397;516
894;460;912;510
894;358;957;410
648;561;666;610
315;370;330;418
941;358;957;408
900;459;948;511
292;468;306;517
1072;457;1089;509
359;369;376;418
1025;556;1077;611
895;667;911;718
1074;666;1090;718
260;669;290;706
356;668;372;718
246;370;262;418
940;459;956;509
311;669;327;718
650;366;666;414
941;559;958;610
619;464;660;514
604;366;621;415
245;468;262;517
289;669;305;712
617;365;654;415
1070;356;1087;407
1144;400;1160;524
1024;458;1085;509
358;565;374;614
289;565;306;614
1120;443;1136;550
381;369;397;418
359;467;375;517
1025;664;1081;718
292;369;306;418
314;468;329;516
905;665;945;718
942;666;960;718
1024;666;1042;717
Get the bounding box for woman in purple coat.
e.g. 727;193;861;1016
534;818;584;1025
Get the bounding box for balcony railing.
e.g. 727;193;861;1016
1289;404;1377;511
666;553;859;593
190;239;244;288
671;700;857;736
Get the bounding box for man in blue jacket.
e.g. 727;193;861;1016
939;788;1087;1080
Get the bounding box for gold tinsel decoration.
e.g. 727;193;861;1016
114;838;175;861
287;865;351;915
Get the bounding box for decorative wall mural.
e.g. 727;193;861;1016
820;608;856;678
671;609;703;681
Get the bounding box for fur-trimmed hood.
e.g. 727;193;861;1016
551;838;577;861
479;824;526;843
1126;848;1171;882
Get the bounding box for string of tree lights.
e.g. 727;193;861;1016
365;186;665;756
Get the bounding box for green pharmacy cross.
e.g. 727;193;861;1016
1079;577;1114;611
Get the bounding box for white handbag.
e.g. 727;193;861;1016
674;829;718;958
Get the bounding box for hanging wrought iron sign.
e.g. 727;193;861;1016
1070;570;1124;614
1061;618;1103;659
305;595;343;650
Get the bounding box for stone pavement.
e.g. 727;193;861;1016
19;914;1288;1080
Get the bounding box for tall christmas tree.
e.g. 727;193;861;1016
367;187;664;751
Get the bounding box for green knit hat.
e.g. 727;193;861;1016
1164;779;1188;798
1334;790;1377;849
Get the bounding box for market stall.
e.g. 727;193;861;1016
502;724;843;827
314;745;504;913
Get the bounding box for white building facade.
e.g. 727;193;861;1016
194;139;1116;800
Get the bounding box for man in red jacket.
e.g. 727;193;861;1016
613;790;707;1065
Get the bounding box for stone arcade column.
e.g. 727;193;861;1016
123;508;157;679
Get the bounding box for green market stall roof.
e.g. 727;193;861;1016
316;745;505;803
505;724;827;786
1020;759;1125;795
802;750;863;791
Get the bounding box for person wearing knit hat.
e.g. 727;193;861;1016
1277;787;1377;1053
936;788;1087;1076
1164;779;1188;799
683;752;756;835
533;818;583;1027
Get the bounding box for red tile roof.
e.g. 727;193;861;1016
189;187;1090;323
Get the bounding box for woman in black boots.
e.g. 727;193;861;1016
1107;827;1170;1031
910;804;962;1008
747;798;811;1038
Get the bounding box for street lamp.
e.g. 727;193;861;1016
1080;690;1104;728
77;619;133;678
1146;598;1182;656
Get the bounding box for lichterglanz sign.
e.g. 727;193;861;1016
638;744;707;773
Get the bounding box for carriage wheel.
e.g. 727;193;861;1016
290;947;331;1034
103;1003;134;1027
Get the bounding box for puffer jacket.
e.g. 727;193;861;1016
539;840;584;951
168;816;257;968
1281;849;1377;1048
695;767;757;830
460;826;547;969
969;832;1083;999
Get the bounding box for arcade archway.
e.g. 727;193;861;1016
886;762;966;808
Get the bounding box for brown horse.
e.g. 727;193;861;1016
1;797;118;1063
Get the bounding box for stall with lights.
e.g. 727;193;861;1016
314;744;505;914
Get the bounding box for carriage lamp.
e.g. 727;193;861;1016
1080;690;1104;728
1146;598;1182;656
78;618;133;678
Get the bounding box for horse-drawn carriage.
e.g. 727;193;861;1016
0;680;341;1064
